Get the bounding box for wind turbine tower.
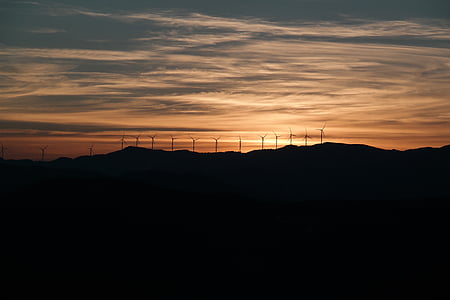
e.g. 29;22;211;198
1;143;7;159
88;144;94;156
259;134;267;150
120;133;127;150
212;137;220;153
134;135;141;147
40;145;48;161
303;129;311;146
273;132;281;149
316;123;326;144
238;136;242;153
288;128;296;145
170;136;176;151
190;136;199;152
149;135;156;150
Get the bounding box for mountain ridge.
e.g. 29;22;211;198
1;142;449;201
2;142;450;166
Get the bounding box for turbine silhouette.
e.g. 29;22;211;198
212;137;221;153
1;143;7;159
148;135;156;150
39;145;48;161
273;132;281;149
119;133;127;150
259;134;267;150
170;135;176;152
303;128;311;146
288;128;296;145
133;135;141;147
88;144;94;156
190;136;199;152
316;123;326;144
238;136;242;153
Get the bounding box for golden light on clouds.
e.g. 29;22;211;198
1;3;449;159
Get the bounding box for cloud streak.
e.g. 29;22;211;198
0;119;222;134
122;12;450;40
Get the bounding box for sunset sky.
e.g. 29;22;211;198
1;0;449;159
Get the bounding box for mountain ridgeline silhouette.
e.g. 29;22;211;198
2;142;450;202
2;142;450;297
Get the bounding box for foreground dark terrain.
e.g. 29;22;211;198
1;143;449;298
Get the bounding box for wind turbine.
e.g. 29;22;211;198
288;128;296;145
316;123;326;144
190;136;199;152
133;134;141;147
1;143;7;159
259;134;267;150
119;133;127;150
303;128;311;146
238;136;242;153
148;134;156;150
273;132;281;149
39;145;48;161
212;137;220;153
88;144;94;156
170;135;176;151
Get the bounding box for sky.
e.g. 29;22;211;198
1;0;449;159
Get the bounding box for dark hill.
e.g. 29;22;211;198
1;142;450;200
1;143;449;297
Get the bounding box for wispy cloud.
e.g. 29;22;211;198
120;12;450;40
37;3;450;41
27;27;66;34
0;119;222;134
0;47;157;61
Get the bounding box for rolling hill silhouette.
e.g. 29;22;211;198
2;143;450;297
2;142;450;202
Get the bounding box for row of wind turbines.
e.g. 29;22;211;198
0;125;327;161
118;124;327;153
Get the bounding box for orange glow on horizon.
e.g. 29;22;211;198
1;125;448;161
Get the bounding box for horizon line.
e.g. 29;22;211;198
1;141;449;162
